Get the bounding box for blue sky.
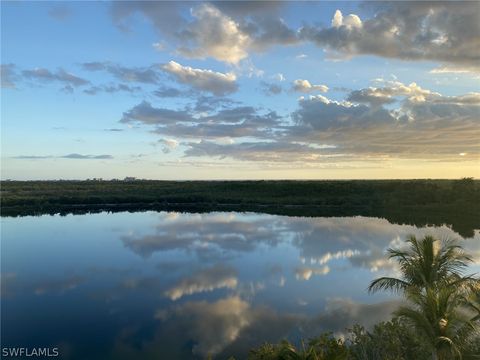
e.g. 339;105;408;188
1;1;479;180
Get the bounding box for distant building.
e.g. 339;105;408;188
124;177;136;182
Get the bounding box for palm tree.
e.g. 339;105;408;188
368;235;479;360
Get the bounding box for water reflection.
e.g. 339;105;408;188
1;212;478;359
164;264;238;301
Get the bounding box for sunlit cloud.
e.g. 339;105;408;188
162;61;238;95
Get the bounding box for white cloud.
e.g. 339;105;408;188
331;10;362;29
121;78;479;164
346;81;437;105
293;79;329;93
302;3;480;71
291;83;480;161
331;10;343;28
177;3;250;64
162;61;238;95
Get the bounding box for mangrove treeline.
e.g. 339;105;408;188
1;178;479;237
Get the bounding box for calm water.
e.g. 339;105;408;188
1;212;479;359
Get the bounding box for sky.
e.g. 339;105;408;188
1;1;479;180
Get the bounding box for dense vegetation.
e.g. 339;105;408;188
245;236;480;360
245;319;432;360
1;179;479;237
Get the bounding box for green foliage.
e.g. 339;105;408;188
247;320;431;360
248;334;348;360
369;236;480;359
348;318;430;360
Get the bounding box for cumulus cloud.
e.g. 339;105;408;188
111;2;297;64
301;2;480;71
292;79;329;93
292;94;395;131
110;2;478;70
176;4;250;64
331;10;362;29
347;88;396;106
164;264;238;300
288;83;480;161
162;61;237;96
121;77;478;163
346;81;436;106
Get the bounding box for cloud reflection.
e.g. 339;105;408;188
156;296;251;356
164;264;238;300
295;265;330;280
121;212;478;275
121;213;282;259
303;298;404;337
149;295;404;358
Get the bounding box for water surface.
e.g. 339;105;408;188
2;212;479;359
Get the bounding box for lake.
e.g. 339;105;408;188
1;211;479;359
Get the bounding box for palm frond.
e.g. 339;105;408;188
367;277;409;294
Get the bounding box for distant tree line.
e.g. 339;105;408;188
1;179;479;237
